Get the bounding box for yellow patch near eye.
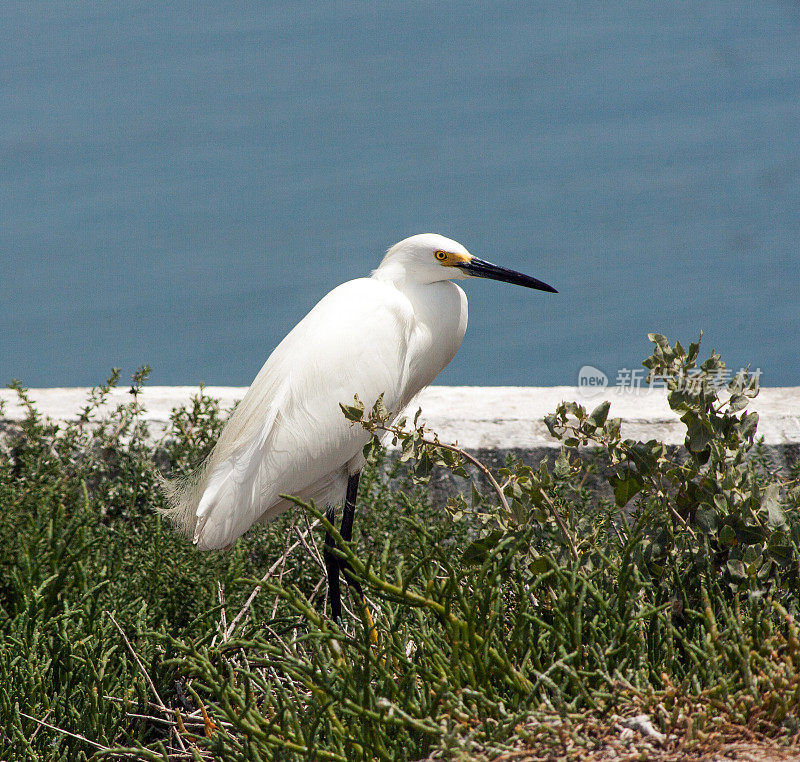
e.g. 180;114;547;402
435;250;472;267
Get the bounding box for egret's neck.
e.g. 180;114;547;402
370;260;411;286
393;278;469;403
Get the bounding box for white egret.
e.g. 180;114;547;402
163;233;556;620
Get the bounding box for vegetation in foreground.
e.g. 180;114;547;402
1;335;799;761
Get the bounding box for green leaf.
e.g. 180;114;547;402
339;395;364;421
362;436;381;462
767;541;794;567
701;352;724;372
371;393;389;420
609;470;643;507
726;558;746;580
605;417;622;440
529;556;551;576
728;394;748;412
758;558;775;580
628;441;659;476
543;414;563;438
587;401;611;428
554;449;571;479
695;505;719;533
719;524;737;547
736;412;759;443
687;333;702;363
412;452;434;481
462;530;505;565
736;524;766;545
471;483;482;507
762;483;787;529
681;411;712;453
563;401;585;419
668;389;696;411
399;435;414;462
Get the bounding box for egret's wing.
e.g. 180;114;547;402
188;278;414;549
192;383;287;544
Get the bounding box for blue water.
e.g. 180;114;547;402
2;1;799;388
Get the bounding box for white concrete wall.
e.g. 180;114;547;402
2;386;799;451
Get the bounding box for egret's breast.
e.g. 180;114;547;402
401;280;468;404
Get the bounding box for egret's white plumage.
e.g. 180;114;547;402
163;234;473;550
163;233;556;557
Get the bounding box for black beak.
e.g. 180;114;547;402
457;257;557;293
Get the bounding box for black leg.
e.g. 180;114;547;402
323;473;362;622
340;473;363;598
340;472;360;542
323;505;342;621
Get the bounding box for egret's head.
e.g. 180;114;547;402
375;233;557;293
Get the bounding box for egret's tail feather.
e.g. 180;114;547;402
156;417;279;551
157;467;206;540
157;379;356;551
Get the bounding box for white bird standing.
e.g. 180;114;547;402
163;233;556;620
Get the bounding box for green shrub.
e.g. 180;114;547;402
1;335;798;760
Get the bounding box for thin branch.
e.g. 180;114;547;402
106;611;169;713
218;581;228;641
123;711;233;730
105;610;188;753
271;515;296;619
105;694;232;731
104;694;167;712
668;501;697;539
19;712;110;752
373;421;511;515
432;438;511;516
225;522;318;639
540;492;580;562
298;513;326;570
28;707;53;741
307;575;325;606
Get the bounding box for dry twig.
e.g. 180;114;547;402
224;519;319;639
106;610;188;753
19;712;110;752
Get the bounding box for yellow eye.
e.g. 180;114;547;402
435;250;447;262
